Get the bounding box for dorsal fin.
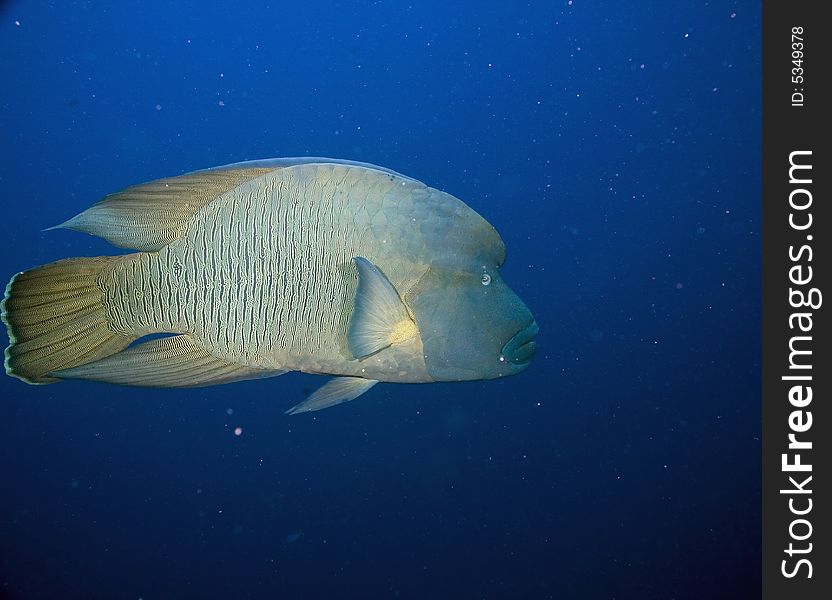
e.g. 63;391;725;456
48;167;273;251
199;156;420;183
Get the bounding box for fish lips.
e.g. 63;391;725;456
500;320;539;366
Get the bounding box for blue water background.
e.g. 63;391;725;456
0;1;760;598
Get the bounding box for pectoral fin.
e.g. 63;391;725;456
285;376;378;415
347;257;418;359
52;334;285;387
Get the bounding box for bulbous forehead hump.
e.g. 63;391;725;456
268;162;507;269
400;184;507;268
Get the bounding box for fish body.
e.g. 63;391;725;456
2;158;537;413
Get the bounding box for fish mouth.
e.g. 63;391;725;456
500;320;539;366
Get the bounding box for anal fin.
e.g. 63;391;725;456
52;334;285;387
285;377;378;415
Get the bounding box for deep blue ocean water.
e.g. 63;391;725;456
0;2;760;598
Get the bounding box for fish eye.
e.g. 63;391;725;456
481;273;491;286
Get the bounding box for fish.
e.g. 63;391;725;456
1;158;538;413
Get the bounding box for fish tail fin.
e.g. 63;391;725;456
2;257;135;384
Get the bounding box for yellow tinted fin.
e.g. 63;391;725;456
285;376;379;415
53;334;285;387
347;257;418;359
2;257;136;384
48;167;273;251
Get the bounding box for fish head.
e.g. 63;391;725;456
404;207;537;382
